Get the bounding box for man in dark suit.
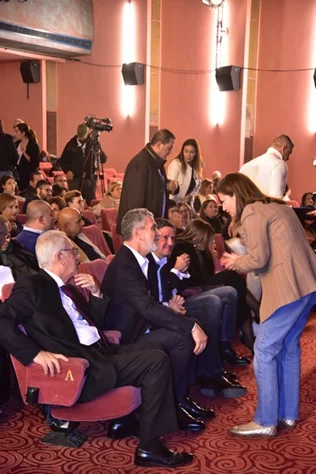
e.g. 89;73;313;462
116;129;178;234
0;230;193;468
102;208;213;427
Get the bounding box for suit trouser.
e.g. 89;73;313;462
69;177;96;205
104;342;178;443
137;328;195;399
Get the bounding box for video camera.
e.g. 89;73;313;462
312;192;316;204
84;115;113;133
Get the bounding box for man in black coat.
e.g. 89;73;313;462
116;129;178;234
102;208;214;427
59;124;106;205
0;230;193;468
0;119;19;179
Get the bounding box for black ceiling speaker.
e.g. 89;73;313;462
20;61;41;84
313;69;316;88
215;65;241;91
122;62;145;85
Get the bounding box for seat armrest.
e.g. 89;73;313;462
11;356;90;407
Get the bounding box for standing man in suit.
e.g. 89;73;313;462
0;230;194;469
102;208;214;430
219;173;316;437
117;129;178;234
239;134;294;199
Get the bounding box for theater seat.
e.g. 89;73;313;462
81;224;112;257
79;259;108;287
1;282;141;448
111;223;122;253
100;208;118;232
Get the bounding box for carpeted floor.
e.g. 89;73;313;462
1;314;316;474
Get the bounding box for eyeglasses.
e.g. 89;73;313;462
59;248;79;255
158;235;176;242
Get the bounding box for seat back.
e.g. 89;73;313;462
81;224;112;257
100;208;118;231
82;209;98;226
214;233;226;259
111;223;122;253
16;214;27;226
285;199;300;207
79;259;108;286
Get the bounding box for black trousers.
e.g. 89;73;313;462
69;176;96;206
99;342;178;443
137;328;195;399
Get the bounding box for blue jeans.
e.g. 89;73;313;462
254;292;316;426
185;286;238;376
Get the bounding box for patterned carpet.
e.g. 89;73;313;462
1;314;316;474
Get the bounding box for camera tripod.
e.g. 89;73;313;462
80;131;107;202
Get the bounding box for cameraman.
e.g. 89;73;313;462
60;123;106;205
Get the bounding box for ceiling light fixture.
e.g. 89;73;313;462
202;0;225;8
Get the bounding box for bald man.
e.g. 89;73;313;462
57;208;106;262
15;200;55;254
239;135;294;199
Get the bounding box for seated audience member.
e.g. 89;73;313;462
179;202;194;229
20;171;44;201
211;171;222;192
15;200;55;254
193;178;214;212
48;197;67;225
0;118;19;179
301;192;315;207
0;230;193;468
101;208;212;432
54;173;69;190
57;208;107;262
171;218;255;359
39;150;51;162
166;200;183;234
200;198;222;233
0;193;21;237
0;216;39;279
52;183;67;198
0;175;25;202
92;181;122;222
23;180;53;213
148;218;247;397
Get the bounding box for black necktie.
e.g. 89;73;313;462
61;284;108;346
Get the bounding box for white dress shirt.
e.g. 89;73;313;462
239;147;288;198
44;269;100;346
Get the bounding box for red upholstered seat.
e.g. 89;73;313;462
90;199;100;207
285;200;300;207
16;214;27;226
214;233;226;259
106;254;116;264
82;209;98;225
1;282;141;446
103;168;117;178
111;223;122;253
81;224;112;257
79;259;108;286
100;208;118;231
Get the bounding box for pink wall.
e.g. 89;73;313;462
255;0;316;200
56;0;148;172
160;0;248;177
0;59;45;147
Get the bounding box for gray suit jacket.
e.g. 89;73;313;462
234;202;316;321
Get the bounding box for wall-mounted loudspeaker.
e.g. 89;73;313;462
122;62;145;85
313;69;316;88
20;61;41;84
215;65;241;91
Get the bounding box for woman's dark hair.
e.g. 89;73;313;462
16;123;37;142
52;184;66;197
300;192;314;207
200;198;218;221
48;196;67;211
0;174;15;193
171;138;203;179
217;173;284;224
177;218;214;251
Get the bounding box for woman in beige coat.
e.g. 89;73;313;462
218;173;316;437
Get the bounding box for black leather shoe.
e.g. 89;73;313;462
221;348;251;366
178;396;215;420
198;375;247;399
223;371;237;382
177;406;205;431
135;441;194;468
107;418;139;439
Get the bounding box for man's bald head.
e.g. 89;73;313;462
25;200;54;231
271;135;294;161
57;207;83;239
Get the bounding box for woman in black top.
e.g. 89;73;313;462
14;123;40;191
199;198;222;233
